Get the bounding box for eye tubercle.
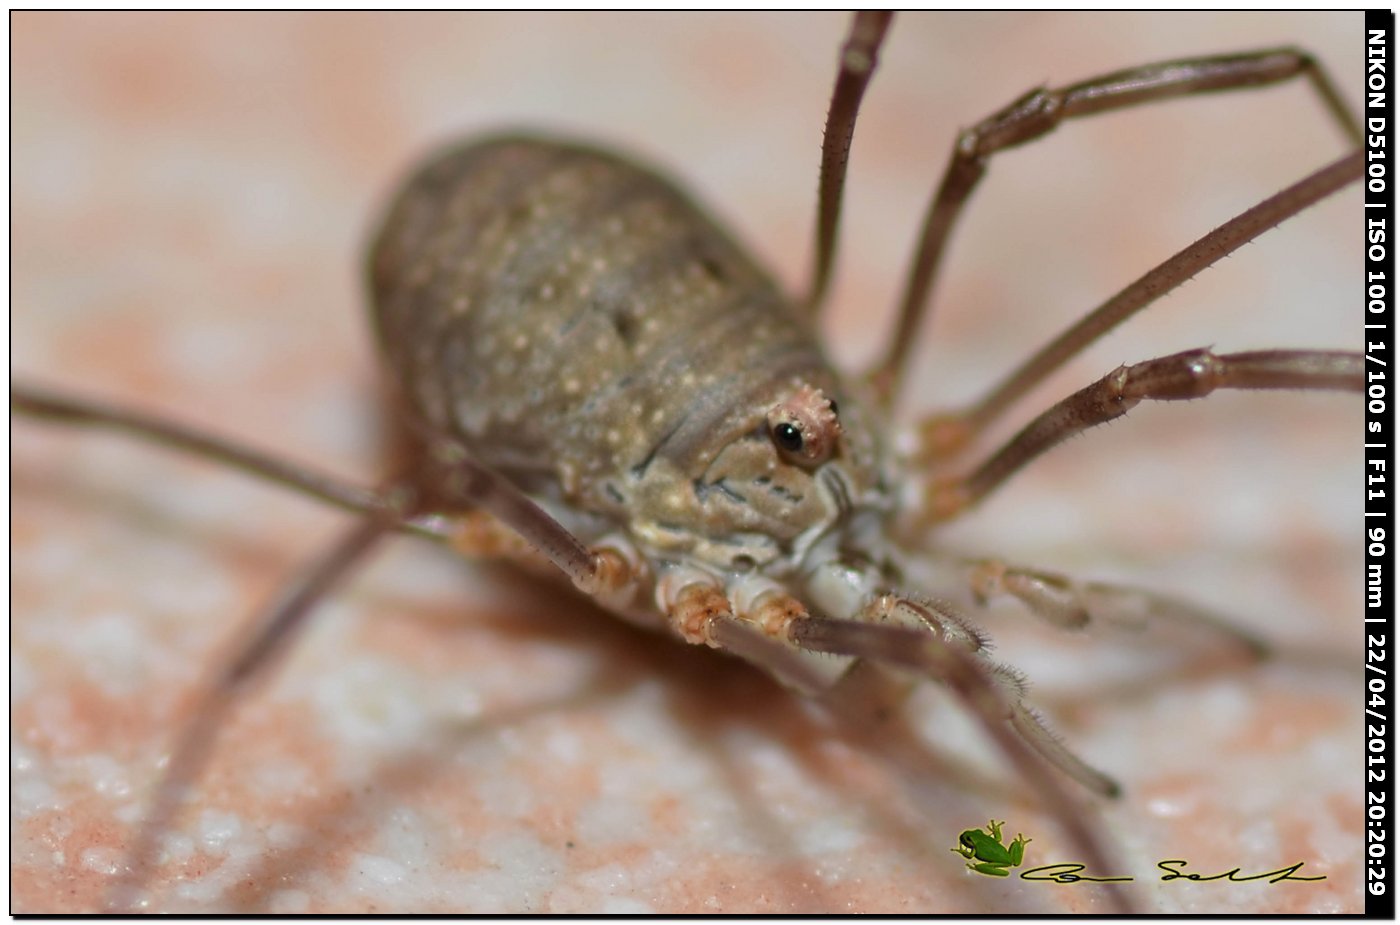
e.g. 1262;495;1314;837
766;385;841;466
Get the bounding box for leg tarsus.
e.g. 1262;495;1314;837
922;347;1362;520
786;610;1135;912
1008;701;1119;798
788;601;1119;794
969;560;1090;630
671;587;1134;908
1078;580;1271;659
965;558;1270;656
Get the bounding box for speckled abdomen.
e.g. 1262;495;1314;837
367;136;852;530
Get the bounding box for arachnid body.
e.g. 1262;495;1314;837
13;13;1363;914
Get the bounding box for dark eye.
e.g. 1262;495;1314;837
772;421;804;454
765;385;843;466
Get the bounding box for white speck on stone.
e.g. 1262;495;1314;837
197;809;242;851
10;743;58;814
544;726;581;764
268;889;311;914
354;852;408;887
11;657;34;701
87;753;133;798
308;645;434;749
579;860;644;896
249;756;310;805
163;319;262;382
159;831;195;865
601;896;657;914
472;830;563;906
1147;796;1188;818
80;846;120;875
264;822;300;850
295;380;374;463
114;800;145;825
57;611;162;695
577;794;650;846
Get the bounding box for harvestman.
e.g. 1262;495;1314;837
13;13;1364;913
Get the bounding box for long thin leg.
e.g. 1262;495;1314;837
836;594;1119;797
803;11;894;313
916;151;1364;455
420;437;632;597
662;578;1104;786
13;380;398;528
869;48;1362;407
786;609;1137;914
106;510;398;912
922;347;1362;522
666;583;1136;912
962;558;1268;656
17;387;647;909
12;380;630;597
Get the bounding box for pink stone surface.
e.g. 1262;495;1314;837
13;12;1364;914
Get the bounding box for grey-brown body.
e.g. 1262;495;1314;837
369;136;890;577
